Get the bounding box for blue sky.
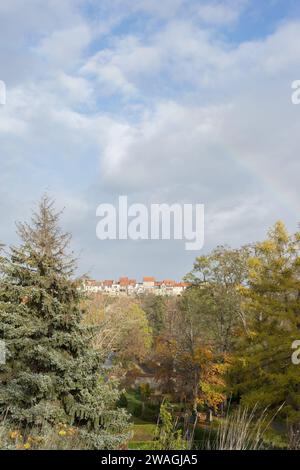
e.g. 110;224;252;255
0;0;300;280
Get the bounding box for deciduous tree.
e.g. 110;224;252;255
231;222;300;424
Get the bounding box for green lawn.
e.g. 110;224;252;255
128;421;157;450
128;441;155;450
132;423;156;442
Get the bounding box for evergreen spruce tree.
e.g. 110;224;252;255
0;196;130;449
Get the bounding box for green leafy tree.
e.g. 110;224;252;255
153;401;187;450
141;294;166;336
185;246;249;353
83;298;152;366
154;294;227;416
0;196;130;449
230;222;300;424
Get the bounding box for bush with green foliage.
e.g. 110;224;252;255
152;401;188;450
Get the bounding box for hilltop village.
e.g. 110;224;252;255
82;276;189;297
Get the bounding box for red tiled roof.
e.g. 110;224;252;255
119;277;129;286
143;276;155;282
118;277;137;287
163;279;175;286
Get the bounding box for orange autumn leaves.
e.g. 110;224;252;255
154;336;229;411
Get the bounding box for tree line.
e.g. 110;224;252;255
0;196;300;449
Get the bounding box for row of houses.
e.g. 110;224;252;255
82;276;189;297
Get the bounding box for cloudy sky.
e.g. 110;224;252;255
0;0;300;280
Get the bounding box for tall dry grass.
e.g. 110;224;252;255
208;405;283;450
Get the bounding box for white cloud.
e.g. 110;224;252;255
81;35;161;97
0;115;27;134
0;1;300;278
57;72;93;103
35;24;92;69
197;0;248;25
93;18;300;218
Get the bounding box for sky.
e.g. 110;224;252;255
0;0;300;281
